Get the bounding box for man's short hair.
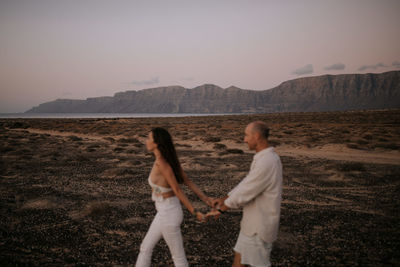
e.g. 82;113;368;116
251;121;270;140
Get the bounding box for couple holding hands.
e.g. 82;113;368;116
135;121;282;267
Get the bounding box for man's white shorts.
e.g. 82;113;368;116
233;231;273;267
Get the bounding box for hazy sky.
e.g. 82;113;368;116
1;0;399;113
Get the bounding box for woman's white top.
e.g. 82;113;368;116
148;176;173;202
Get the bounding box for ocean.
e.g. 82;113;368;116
0;113;235;119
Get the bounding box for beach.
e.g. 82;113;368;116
1;109;399;266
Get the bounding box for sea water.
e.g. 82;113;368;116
0;113;237;119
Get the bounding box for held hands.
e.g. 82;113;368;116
194;197;225;223
204;196;216;207
193;195;216;222
210;198;225;209
206;197;227;220
205;209;221;220
195;210;220;222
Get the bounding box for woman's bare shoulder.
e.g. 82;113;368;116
155;157;170;170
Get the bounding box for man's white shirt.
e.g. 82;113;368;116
224;147;283;243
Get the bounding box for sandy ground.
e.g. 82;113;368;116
18;127;400;165
1;109;399;266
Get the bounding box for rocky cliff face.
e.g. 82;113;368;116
26;71;400;113
262;71;400;112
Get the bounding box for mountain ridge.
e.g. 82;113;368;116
26;71;400;113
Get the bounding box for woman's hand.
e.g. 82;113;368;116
196;211;206;222
205;209;221;220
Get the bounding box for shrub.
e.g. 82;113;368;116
98;130;110;135
346;143;359;149
114;147;125;152
1;146;14;153
226;149;244;154
213;143;227;150
203;136;221;142
118;138;139;143
104;137;115;142
307;136;320;142
195;130;206;135
363;134;373;140
133;143;143;148
85;202;111;217
356;139;369;145
337;162;366;172
9;122;29;129
269;140;281;147
68;135;82;141
376;143;399;150
118;143;128;147
176;143;192;148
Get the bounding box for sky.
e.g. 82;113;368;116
0;0;399;113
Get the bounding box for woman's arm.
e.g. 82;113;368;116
157;159;204;220
182;171;213;207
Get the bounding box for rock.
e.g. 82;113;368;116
26;71;400;113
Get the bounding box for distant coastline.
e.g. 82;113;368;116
0;113;239;119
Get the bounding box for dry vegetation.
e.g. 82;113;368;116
1;109;399;266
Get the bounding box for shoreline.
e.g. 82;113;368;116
1;108;398;118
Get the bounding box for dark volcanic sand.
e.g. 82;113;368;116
1;110;399;266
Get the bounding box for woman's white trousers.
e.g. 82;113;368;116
135;196;188;267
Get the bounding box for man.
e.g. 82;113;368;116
209;121;283;267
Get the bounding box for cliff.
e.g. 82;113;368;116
26;71;400;113
262;71;400;112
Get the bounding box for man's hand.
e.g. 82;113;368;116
211;198;225;208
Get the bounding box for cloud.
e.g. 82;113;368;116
324;63;345;71
292;64;313;75
393;61;400;68
358;63;387;71
181;77;195;82
130;77;160;86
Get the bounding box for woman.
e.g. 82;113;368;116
135;127;212;267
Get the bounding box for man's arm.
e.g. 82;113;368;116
224;159;277;209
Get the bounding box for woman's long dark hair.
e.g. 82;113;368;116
151;127;183;184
